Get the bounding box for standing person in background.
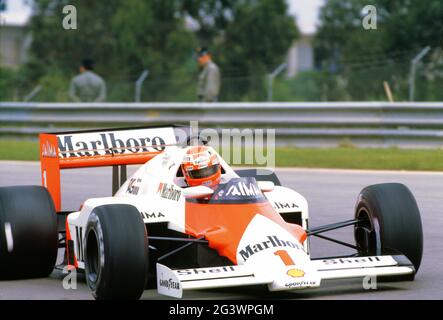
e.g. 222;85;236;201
69;59;107;102
196;47;221;102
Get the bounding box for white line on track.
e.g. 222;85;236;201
0;161;40;166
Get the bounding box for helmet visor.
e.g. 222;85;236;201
188;164;220;179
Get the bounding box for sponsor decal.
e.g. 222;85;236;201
194;156;208;165
322;256;381;265
226;181;260;197
57;129;173;158
238;235;304;262
287;268;305;278
157;183;182;201
75;226;84;262
273;202;299;210
284;280;317;289
140;211;165;220
126;178;142;195
176;266;236;276
211;177;265;202
159;274;180;290
41;141;58;158
168;162;176;170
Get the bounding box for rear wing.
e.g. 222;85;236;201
39;125;189;211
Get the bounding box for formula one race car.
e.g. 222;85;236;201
0;125;423;299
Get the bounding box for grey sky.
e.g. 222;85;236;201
288;0;325;35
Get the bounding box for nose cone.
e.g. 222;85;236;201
236;214;321;291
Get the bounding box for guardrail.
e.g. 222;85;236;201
1;102;443;148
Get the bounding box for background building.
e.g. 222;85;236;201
286;29;315;78
286;0;324;77
0;0;31;68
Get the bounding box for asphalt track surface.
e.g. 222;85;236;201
0;161;442;300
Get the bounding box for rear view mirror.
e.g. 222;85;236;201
183;186;214;199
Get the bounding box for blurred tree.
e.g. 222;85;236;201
183;0;298;101
25;0;197;101
220;0;298;101
378;0;443;53
111;0;196;100
23;0;298;101
0;67;17;101
27;0;121;79
314;0;443;101
181;0;236;45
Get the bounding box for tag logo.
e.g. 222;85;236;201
158;275;180;290
140;211;165;220
42;141;58;158
57;131;169;158
157;183;182;201
274;202;299;210
176;266;236;276
238;235;304;262
126;178;142;195
62;5;77;30
362;5;377;30
287;269;305;278
226;181;260;197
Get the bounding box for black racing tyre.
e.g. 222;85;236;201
0;186;58;279
354;183;423;280
84;204;148;300
235;169;281;186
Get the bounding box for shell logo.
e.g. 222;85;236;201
287;268;305;278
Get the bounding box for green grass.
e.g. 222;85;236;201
1;139;443;171
274;147;443;171
0;140;40;161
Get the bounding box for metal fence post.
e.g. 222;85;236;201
409;46;431;102
23;85;42;102
135;69;149;102
267;63;287;102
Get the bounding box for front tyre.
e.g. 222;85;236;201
84;204;148;299
354;183;423;280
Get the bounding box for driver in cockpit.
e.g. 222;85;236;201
181;146;221;189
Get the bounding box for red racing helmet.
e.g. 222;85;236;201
181;146;221;188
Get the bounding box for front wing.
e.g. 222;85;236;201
156;255;415;298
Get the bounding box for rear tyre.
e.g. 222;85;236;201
85;204;148;300
354;183;423;280
0;186;58;279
